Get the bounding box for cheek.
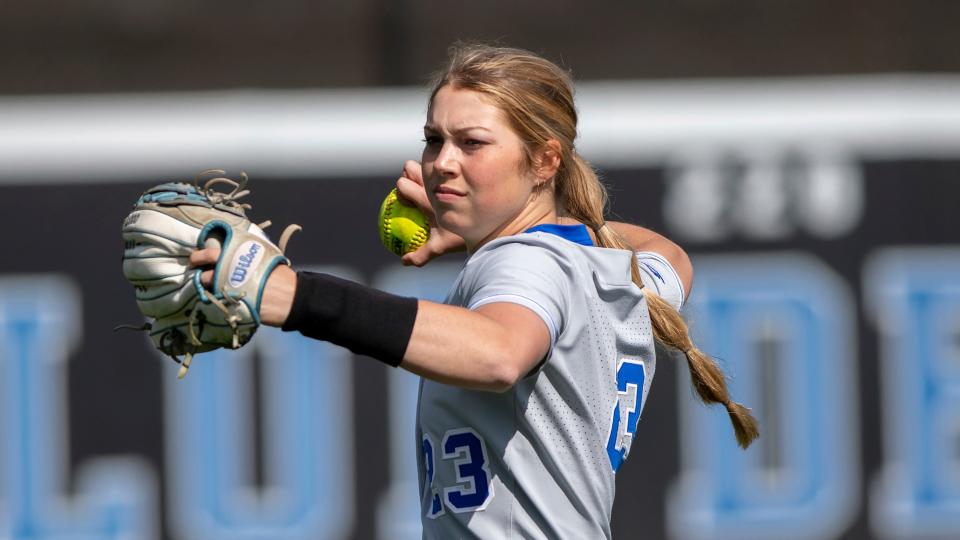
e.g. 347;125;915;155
474;148;525;187
473;174;529;214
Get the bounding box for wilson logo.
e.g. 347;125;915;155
228;241;264;287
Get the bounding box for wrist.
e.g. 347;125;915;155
260;264;298;326
281;271;418;366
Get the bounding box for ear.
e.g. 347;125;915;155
533;140;562;185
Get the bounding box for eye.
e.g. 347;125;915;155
422;135;442;146
463;138;487;148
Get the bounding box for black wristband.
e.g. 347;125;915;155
281;271;418;367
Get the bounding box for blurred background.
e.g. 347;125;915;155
1;1;958;539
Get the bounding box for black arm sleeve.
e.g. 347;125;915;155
280;271;418;367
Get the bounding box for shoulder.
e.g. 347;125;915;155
466;233;581;276
453;234;584;349
476;232;581;256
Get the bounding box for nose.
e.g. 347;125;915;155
434;142;460;177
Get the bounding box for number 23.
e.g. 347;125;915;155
422;428;494;517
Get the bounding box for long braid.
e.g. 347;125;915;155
564;153;759;448
432;42;758;448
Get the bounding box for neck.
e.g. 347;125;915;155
467;193;558;254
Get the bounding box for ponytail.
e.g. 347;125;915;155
432;42;759;448
562;151;759;449
643;291;759;448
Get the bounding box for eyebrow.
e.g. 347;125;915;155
423;124;493;134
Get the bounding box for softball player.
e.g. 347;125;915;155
403;45;756;538
190;43;757;539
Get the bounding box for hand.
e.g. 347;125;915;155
395;160;466;266
189;247;297;326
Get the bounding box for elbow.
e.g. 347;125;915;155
481;343;525;393
483;358;522;393
486;366;521;393
665;241;691;271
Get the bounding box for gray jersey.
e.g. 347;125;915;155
416;230;684;539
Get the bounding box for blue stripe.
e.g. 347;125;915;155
523;223;594;246
641;261;665;284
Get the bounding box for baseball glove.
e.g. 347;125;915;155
119;170;300;378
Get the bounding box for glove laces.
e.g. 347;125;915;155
194;169;253;211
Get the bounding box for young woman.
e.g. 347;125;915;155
192;43;758;539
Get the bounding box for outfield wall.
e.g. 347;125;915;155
0;76;957;540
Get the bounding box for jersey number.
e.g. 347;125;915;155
606;359;646;472
422;428;493;517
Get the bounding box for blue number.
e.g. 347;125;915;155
667;254;858;540
372;263;463;539
442;429;493;512
165;267;356;540
866;248;960;538
421;436;444;519
606;359;647;472
0;276;155;540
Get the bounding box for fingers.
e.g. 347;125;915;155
401;242;438;267
189;248;220;287
400;253;430;268
396;176;433;214
401;160;423;185
188;247;220;267
401;250;429;267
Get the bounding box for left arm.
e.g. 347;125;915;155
395;160;466;267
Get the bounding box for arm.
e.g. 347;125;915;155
607;221;693;299
403;301;550;391
256;264;549;392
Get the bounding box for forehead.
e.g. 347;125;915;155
426;85;508;131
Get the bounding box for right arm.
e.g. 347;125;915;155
606;221;692;300
272;267;550;392
196;255;550;392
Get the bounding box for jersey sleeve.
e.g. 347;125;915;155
459;241;570;349
635;251;686;311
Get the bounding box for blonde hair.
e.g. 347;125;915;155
430;43;759;448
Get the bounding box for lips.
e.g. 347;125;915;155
433;185;466;203
434;185;465;197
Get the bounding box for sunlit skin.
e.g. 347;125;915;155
188;84;560;391
422;85;559;253
394;161;694;296
186;83;692;392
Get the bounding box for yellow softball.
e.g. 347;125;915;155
379;188;430;256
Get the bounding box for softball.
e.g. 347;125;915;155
379;188;430;256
